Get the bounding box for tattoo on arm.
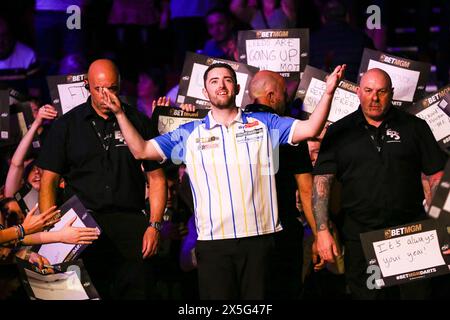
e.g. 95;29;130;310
430;182;438;199
429;179;439;199
428;171;443;199
313;174;334;233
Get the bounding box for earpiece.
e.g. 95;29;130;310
84;82;90;90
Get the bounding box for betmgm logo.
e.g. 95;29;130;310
384;224;423;239
255;31;289;38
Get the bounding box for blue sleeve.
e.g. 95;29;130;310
250;112;297;145
152;121;198;164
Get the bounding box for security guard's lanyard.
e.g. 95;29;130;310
91;119;116;151
364;123;387;153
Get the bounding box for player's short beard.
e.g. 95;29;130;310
213;97;236;109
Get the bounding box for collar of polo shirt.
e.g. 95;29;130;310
204;107;247;129
355;104;397;127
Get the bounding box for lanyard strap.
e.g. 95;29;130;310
91;119;115;151
364;123;387;153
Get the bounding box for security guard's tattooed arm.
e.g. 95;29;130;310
313;174;339;263
427;171;444;201
313;174;334;232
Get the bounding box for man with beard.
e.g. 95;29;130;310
103;62;345;299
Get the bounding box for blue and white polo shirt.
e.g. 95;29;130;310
151;108;299;241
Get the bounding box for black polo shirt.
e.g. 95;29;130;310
245;103;313;229
36;98;160;214
276;141;312;220
314;106;447;240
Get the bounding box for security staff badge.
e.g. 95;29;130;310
114;130;127;146
385;128;401;143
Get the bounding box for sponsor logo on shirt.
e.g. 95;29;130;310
198;143;219;150
195;136;218;143
244;121;259;128
114;130;127;146
385;128;401;143
236;127;264;144
196;136;220;150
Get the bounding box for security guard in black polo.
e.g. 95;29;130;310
313;68;447;299
37;59;167;299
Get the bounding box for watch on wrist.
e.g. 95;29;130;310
148;221;162;231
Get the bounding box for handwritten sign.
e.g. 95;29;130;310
358;48;430;108
405;85;450;148
152;106;209;135
245;38;300;72
158;115;198;135
177;52;258;110
373;230;444;277
368;60;420;102
47;73;90;115
296;65;359;122
416;107;450;142
57;83;90;114
360;219;450;287
238;29;308;81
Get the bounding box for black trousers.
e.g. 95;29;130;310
196;234;275;300
267;223;304;299
345;240;432;300
81;211;152;300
